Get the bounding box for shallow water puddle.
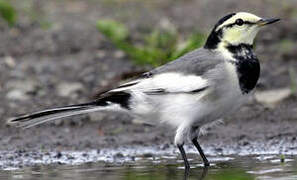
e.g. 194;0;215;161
0;145;297;179
0;154;296;180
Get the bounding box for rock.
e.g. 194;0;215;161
54;152;63;159
56;82;83;98
4;56;16;68
96;50;106;58
255;88;291;108
5;80;39;94
114;152;124;158
142;153;153;158
114;50;125;58
5;80;39;101
6;89;29;101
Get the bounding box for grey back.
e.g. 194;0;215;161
149;48;224;77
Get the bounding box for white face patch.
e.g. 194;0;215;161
216;12;261;31
222;23;260;45
217;12;262;45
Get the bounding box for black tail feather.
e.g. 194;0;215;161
8;101;98;123
6;101;105;128
7;91;132;128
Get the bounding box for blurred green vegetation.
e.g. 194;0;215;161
23;0;52;30
0;0;17;26
97;19;206;67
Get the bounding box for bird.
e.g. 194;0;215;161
7;12;280;170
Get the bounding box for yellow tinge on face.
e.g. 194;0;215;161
222;25;259;45
218;12;262;45
216;12;261;30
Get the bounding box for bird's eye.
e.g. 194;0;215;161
235;19;244;26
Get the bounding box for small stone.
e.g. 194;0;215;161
66;155;75;160
255;88;291;108
96;50;106;58
6;89;29;101
4;56;16;68
159;18;176;33
242;141;249;146
160;143;170;150
114;50;125;58
56;82;83;98
55;152;62;159
114;153;124;158
142;153;153;158
7;155;14;160
5;80;39;94
215;148;223;152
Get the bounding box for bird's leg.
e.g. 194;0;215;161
198;167;209;180
192;137;210;167
177;144;190;172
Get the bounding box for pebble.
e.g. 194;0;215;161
55;152;63;159
5;80;39;94
4;56;16;68
56;82;83;98
142;153;153;158
255;88;291;108
6;89;29;101
114;153;124;158
114;50;125;59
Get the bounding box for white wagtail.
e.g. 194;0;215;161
8;12;280;169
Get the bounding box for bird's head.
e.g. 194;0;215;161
204;12;280;49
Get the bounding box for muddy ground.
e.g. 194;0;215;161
0;0;296;168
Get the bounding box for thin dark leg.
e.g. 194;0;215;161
177;144;190;172
192;138;210;167
198;167;209;180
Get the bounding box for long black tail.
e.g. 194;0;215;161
7;101;108;129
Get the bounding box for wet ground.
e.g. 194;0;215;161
1;150;297;180
0;0;297;178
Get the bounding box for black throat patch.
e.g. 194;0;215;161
227;43;260;94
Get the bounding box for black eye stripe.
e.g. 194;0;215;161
224;21;256;28
243;21;256;25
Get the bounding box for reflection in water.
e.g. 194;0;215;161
192;167;208;180
208;169;254;180
1;155;296;180
184;167;208;180
122;164;254;180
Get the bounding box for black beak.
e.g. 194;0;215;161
257;18;280;26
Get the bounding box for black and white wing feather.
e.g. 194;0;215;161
110;72;209;95
107;48;223;96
